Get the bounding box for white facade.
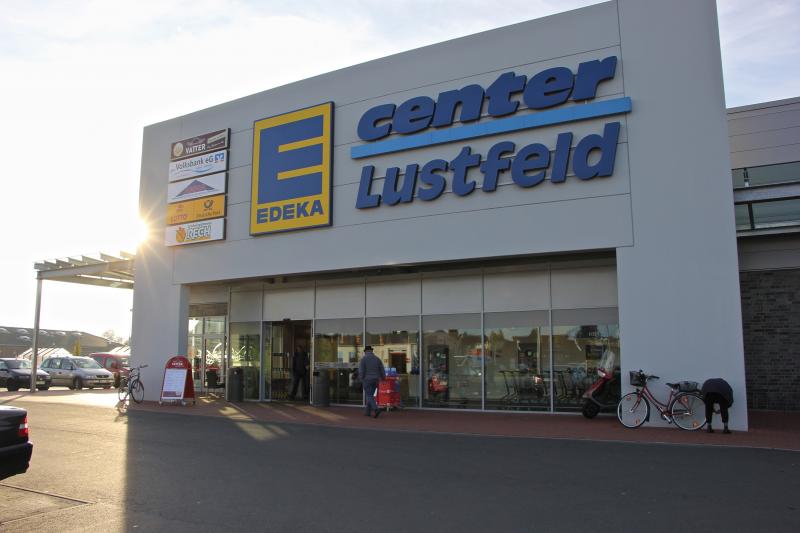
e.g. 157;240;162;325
133;1;747;429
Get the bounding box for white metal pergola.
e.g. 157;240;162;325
28;252;135;391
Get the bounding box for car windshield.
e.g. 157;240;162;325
6;360;31;369
73;358;101;369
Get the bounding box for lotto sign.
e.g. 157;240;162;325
166;194;226;225
165;218;225;246
250;102;333;235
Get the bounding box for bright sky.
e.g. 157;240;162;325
0;0;798;341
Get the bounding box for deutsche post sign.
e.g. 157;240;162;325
250;102;333;235
166;194;226;225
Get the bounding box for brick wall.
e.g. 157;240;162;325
740;269;800;410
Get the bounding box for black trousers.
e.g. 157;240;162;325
290;372;308;400
705;392;730;425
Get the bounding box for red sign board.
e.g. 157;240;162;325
160;356;195;404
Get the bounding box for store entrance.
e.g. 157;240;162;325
188;316;227;397
263;320;311;402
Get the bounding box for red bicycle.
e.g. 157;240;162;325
617;370;706;431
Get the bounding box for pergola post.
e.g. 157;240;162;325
29;277;43;392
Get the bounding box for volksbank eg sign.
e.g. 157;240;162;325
352;56;630;208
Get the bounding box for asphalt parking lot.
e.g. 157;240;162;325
1;389;799;532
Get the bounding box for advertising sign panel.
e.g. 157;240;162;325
167;172;227;203
165;218;225;246
166;194;226;225
160;355;195;404
168;149;228;182
171;129;230;161
250;102;333;235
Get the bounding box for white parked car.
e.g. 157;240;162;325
40;356;114;390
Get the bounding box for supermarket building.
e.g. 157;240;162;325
129;1;800;431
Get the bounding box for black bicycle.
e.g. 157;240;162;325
118;364;147;404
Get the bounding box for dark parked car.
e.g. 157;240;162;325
0;405;32;480
0;358;52;391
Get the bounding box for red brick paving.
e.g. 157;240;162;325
131;397;800;451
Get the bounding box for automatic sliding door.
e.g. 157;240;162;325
313;318;363;405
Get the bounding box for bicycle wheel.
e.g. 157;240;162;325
670;392;706;430
617;392;649;428
117;381;128;402
130;379;145;404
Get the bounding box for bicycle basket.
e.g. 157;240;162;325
629;371;646;387
677;380;699;392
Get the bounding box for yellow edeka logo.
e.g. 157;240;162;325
166;194;226;225
250;102;333;235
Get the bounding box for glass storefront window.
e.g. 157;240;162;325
552;308;620;412
732;161;800;189
205;316;226;335
745;161;800;188
189;318;203;336
314;318;363;405
230;322;260;400
735;204;752;231
484;311;550;411
751;198;800;229
422;314;482;409
731;168;746;188
187;316;227;396
366;316;420;408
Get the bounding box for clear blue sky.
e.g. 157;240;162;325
0;1;797;339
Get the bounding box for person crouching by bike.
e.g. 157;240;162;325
701;378;733;434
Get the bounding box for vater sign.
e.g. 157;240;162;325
351;56;631;208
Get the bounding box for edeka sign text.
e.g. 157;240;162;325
351;56;631;209
250;102;333;235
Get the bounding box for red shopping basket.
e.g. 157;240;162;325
376;376;401;411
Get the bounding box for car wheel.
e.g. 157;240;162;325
102;386;111;390
7;382;20;392
74;377;83;390
88;386;94;390
37;386;49;391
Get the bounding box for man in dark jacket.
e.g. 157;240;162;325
359;346;385;418
289;346;309;401
701;378;734;434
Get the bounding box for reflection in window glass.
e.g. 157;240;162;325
423;314;482;409
189;318;203;335
735;204;752;231
205;316;226;335
367;316;419;408
732;168;746;188
314;318;363;405
230;322;260;400
484;312;551;411
552;309;620;413
751;199;800;229
745;161;800;187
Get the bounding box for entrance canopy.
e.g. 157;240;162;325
27;251;135;391
34;252;135;288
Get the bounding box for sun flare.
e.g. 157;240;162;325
134;217;151;248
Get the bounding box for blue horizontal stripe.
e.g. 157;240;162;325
350;97;632;159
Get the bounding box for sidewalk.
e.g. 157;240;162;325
131;396;800;451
